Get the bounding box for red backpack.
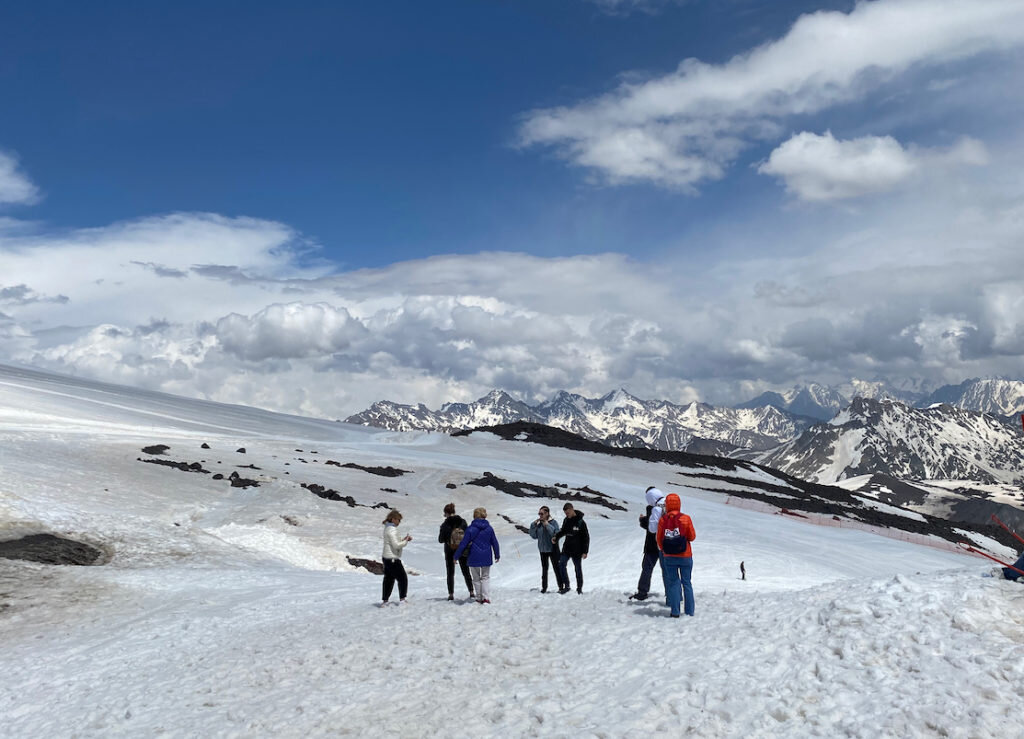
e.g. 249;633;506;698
661;512;688;556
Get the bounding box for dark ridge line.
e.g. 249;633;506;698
458;422;1019;549
323;460;412;477
498;513;529;534
465;472;627;512
138;458;211;474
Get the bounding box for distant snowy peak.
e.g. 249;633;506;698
760;397;1024;486
346;389;814;452
737;377;1022;420
922;378;1024;416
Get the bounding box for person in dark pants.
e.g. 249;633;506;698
553;503;589;594
529;505;565;593
381;509;412;606
630;487;664;601
438;503;474;601
740;561;746;581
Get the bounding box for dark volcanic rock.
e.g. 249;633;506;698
465;471;626;511
332;462;411;477
228;471;260;488
201;443;211;449
139;458;211;474
301;483;359;506
141;444;171;455
236;447;246;454
347;557;384;575
0;534;107;566
497;513;530;534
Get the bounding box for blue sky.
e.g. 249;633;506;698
1;0;856;266
3;0;1024;417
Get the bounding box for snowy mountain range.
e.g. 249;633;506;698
738;378;1024;421
346;388;816;452
759;397;1024;488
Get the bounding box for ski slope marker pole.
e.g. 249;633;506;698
990;514;1024;548
957;541;1024;577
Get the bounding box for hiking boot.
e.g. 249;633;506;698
447;594;454;601
576;588;583;594
670;614;680;619
629;592;648;601
558;587;570;595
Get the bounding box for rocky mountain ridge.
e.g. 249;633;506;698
346;388;816;452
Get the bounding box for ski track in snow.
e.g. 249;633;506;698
2;365;1024;738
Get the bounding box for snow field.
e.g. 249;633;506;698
2;366;1023;737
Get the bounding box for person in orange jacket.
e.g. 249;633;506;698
656;493;696;618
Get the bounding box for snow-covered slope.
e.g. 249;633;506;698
348;388;812;452
760;397;1024;486
922;378;1024;416
2;364;1023;737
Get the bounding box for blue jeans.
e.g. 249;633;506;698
663;556;694;617
1004;552;1024;581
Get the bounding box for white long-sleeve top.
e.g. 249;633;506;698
382;523;409;560
646;487;666;534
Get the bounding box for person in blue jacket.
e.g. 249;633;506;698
529;505;566;593
453;507;500;604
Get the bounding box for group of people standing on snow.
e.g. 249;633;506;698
379;485;696;619
528;503;589;594
628;486;696;618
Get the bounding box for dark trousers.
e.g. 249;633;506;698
636;550;661;597
558;553;583;591
445;547;474;595
540;551;566;591
382;558;408;601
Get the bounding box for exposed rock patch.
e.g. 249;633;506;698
138;458;211;474
347;557;384;575
465;472;626;511
141;444;171;455
0;534;108;566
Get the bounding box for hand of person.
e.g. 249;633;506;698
495;557;500;563
405;535;412;541
582;554;588;559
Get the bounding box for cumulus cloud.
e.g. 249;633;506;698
757;131;988;201
0;152;39;205
5;137;1024;417
216;303;367;361
519;0;1024;189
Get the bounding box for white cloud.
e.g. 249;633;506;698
519;0;1024;189
757;131;988;201
5;137;1024;417
216;303;367;361
0;152;40;205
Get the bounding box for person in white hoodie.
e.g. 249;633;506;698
630;486;667;602
381;509;412;606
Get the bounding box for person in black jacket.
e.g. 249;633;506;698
438;503;474;601
553;503;589;594
630;487;663;601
